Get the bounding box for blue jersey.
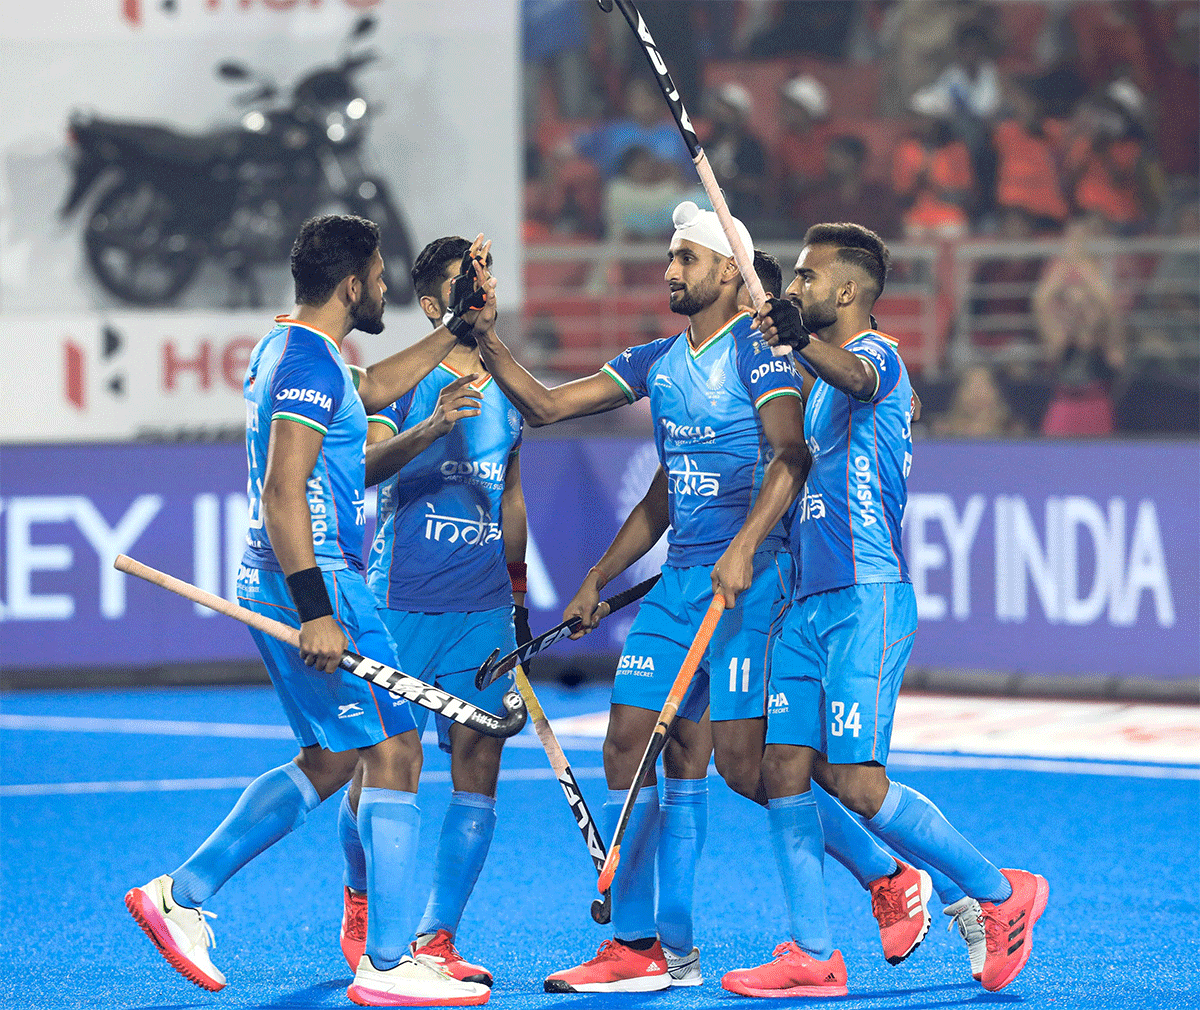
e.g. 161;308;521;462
603;311;803;567
241;316;368;573
793;330;913;598
367;363;523;613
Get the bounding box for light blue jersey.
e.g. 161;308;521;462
367;364;523;613
792;330;913;598
603;311;803;567
242;316;367;573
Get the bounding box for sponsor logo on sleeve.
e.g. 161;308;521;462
278;387;333;411
750;359;795;385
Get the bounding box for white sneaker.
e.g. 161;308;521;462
944;897;987;980
348;954;491;1006
664;946;703;986
125;874;225;991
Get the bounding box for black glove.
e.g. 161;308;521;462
764;296;809;350
442;249;488;339
514;604;533;675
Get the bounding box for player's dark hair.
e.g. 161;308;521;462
290;214;380;306
752;249;782;299
803;222;890;301
412;236;494;302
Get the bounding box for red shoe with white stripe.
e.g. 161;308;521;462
125;874;226;992
869;861;933;964
544;939;672;993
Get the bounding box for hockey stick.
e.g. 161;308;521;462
511;663;612;924
596;0;787;356
114;554;527;739
474;576;660;691
596;595;725;893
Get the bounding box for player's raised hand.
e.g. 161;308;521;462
425;374;483;438
299;614;348;674
711;539;754;608
753;296;809;350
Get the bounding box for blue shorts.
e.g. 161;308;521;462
612;552;793;723
766;582;917;765
237;565;418;753
379;607;517;753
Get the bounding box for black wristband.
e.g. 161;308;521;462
286;566;334;622
442;310;474;339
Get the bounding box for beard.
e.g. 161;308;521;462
350;289;385;335
797;290;837;333
669;279;719;317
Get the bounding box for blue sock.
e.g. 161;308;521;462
811;783;896;890
604;787;659;943
768;792;833;959
359;787;421;970
416;791;497;938
657;777;707;956
894;849;966;906
339;790;368;893
172;762;318;906
866;782;1011;903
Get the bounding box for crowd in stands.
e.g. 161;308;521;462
521;0;1199;437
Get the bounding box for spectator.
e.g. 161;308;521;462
925;19;1003;122
933;366;1027;437
604;146;703;241
774;75;833;218
524;142;603;239
704;82;768;222
1033;224;1126;435
991;77;1069;234
1062;83;1163;232
569;76;694;181
794;134;903;239
894;87;976;239
876;0;980;115
745;0;857;60
523;0;597;124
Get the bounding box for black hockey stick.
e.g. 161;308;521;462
115;554;527;739
474;576;660;690
596;0;789;355
510;663;611;923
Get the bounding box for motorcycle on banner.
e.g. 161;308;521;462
60;17;415;307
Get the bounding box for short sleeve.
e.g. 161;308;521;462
602;337;675;404
849;334;903;404
268;346;344;435
734;333;804;411
367;388;416;435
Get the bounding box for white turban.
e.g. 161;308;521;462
670;201;753;261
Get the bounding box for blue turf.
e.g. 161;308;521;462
2;685;1198;1009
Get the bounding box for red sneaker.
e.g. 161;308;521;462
544;939;672;993
868;861;933;964
340;887;368;970
979;869;1050;992
721;942;848;998
412;930;492;987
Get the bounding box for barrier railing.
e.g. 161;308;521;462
522;240;943;376
951;235;1199;368
521;236;1199;377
